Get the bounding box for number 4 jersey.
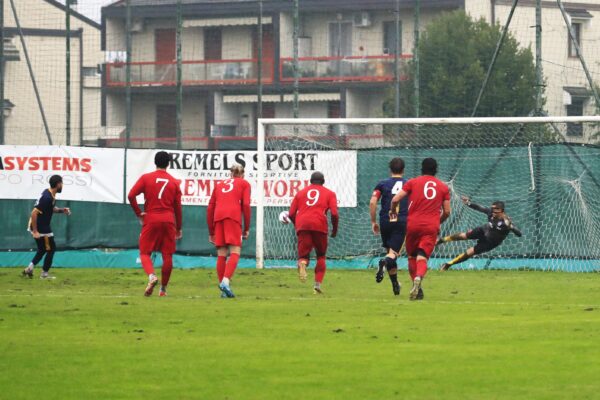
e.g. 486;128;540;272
289;184;339;235
402;175;450;231
373;177;409;224
128;169;183;230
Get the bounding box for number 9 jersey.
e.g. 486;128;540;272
288;184;339;235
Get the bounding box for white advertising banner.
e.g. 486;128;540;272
126;150;357;207
0;145;124;203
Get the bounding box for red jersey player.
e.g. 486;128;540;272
206;164;251;298
128;151;182;297
390;158;451;300
284;171;338;294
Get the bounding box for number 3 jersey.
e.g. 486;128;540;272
206;177;252;234
288;184;339;235
373;177;409;224
402;175;450;231
128;169;183;230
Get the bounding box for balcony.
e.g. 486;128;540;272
106;58;274;87
280;54;412;83
105;54;412;87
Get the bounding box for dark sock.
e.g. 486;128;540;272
389;273;398;283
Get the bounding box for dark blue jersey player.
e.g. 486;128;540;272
369;157;409;296
22;175;71;279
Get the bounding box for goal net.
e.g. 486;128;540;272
255;117;600;272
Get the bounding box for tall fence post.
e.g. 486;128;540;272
292;0;299;118
257;0;263;120
394;0;400;118
0;0;4;145
125;0;132;148
534;0;543;115
413;0;420;117
66;0;71;145
176;0;183;149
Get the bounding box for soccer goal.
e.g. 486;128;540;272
255;117;600;272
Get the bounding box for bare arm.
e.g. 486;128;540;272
441;199;451;224
369;194;380;235
30;209;40;238
389;190;408;219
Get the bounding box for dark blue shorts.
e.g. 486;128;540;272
380;220;406;253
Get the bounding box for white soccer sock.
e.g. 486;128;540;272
222;277;230;286
314;282;321;289
149;273;157;282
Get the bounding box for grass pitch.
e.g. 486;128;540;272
0;267;599;400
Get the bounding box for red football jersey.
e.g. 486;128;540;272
207;177;251;235
128;169;183;230
289;184;339;235
402;175;450;230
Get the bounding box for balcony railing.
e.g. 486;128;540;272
106;58;274;87
280;54;412;83
105;55;412;87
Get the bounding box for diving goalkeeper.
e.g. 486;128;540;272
437;196;522;271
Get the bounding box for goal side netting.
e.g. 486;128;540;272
256;117;600;272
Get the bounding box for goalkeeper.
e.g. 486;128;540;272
438;196;522;271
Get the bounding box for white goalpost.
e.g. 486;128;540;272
256;116;600;272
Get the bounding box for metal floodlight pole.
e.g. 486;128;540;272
125;0;132;148
394;0;400;118
176;0;183;149
534;0;543;115
0;0;4;145
66;0;72;145
471;0;519;117
557;0;600;111
257;0;263;119
9;0;52;144
292;0;299;118
413;0;420;117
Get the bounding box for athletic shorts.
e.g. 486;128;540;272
297;230;328;261
380;220;406;253
214;219;242;247
467;227;502;255
35;236;56;252
139;222;177;254
405;225;438;258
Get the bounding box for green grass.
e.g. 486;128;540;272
0;267;599;400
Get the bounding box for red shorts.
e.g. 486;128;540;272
139;222;177;255
297;230;328;261
214;219;242;247
405;225;438;258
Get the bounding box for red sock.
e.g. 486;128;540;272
315;257;326;283
216;256;226;282
416;258;428;278
224;253;240;279
161;253;173;287
408;258;417;281
140;254;154;276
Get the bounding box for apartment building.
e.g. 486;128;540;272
3;0;103;146
101;0;599;148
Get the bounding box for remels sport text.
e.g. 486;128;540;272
169;152;318;175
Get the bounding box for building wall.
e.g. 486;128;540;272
3;0;102;145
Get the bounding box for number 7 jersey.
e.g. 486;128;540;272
402;175;450;230
289;184;339;235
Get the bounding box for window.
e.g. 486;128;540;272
204;28;222;60
566;98;584;136
82;66;100;77
568;23;581;57
383;21;401;55
329;22;352;57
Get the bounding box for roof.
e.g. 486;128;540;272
44;0;101;29
103;0;461;17
564;86;592;98
566;8;594;20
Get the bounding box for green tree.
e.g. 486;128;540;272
385;10;540;118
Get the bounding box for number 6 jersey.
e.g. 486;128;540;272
402;175;450;231
288;184;339;235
